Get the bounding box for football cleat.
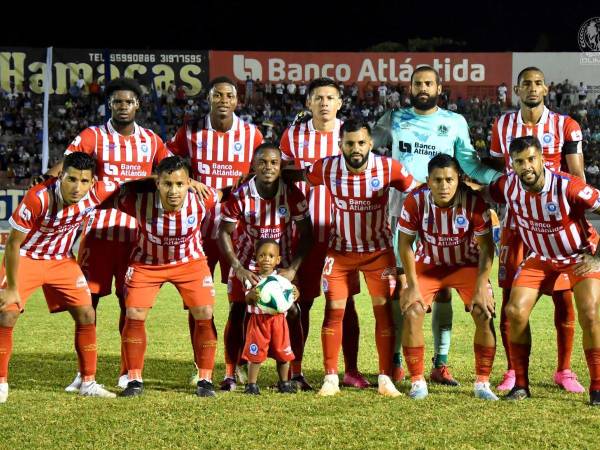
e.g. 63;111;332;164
553;370;585;393
277;381;297;394
496;370;516;392
409;379;428;400
80;381;117;398
65;372;82;393
244;383;260;395
292;374;314;391
430;365;459;386
378;374;402;398
120;380;144;398
343;371;371;389
219;377;237;392
317;374;340;397
196;379;216;397
474;381;499;401
503;386;531;401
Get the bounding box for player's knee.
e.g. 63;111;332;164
403;303;425;324
577;302;600;330
0;311;19;327
72;306;96;324
191;305;213;320
126;307;148;321
504;301;527;324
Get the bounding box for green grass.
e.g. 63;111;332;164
0;261;597;449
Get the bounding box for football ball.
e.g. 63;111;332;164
256;274;295;314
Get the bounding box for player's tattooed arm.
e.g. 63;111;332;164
0;229;27;311
217;220;261;287
398;231;425;313
278;216;314;282
469;231;495;320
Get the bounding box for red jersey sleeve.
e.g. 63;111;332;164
65;128;96;156
9;187;45;234
486;176;507;204
253;127;264;149
471;193;491;236
115;191;138;217
279;128;295;162
397;193;419;235
154;135;172;164
389;159;415;192
166;125;190;158
564;116;583;143
220;192;243;223
305;158;325;186
287;185;310;221
489;118;503;158
566;176;600;212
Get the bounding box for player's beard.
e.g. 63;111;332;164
522;99;544;109
111;117;135;127
518;168;543;188
343;151;369;170
410;93;439;111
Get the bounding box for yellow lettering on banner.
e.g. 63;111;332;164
28;61;48;94
124;64;147;80
0;52;26;92
152;64;175;93
97;64;121;85
180;65;202;96
67;63;93;85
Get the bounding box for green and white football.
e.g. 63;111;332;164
255;274;295;314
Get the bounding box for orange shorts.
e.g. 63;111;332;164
296;241;360;301
513;255;600;292
124;258;216;309
0;256;91;313
322;249;396;301
203;237;230;285
498;225;570;293
242;313;294;364
78;235;134;297
416;263;493;308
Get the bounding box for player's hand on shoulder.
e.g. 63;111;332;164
29;174;51;188
573;253;600;276
189;179;211;200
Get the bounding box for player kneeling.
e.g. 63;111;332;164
242;239;298;395
398;154;497;400
116;157;221;398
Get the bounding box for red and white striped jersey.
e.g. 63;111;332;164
488;169;600;265
9;178;117;260
398;184;491;266
280;118;341;243
306;153;415;253
65;120;170;242
168;114;263;239
490;106;582;173
220;178;309;271
116;188;218;266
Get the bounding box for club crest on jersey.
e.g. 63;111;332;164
83;207;94;215
542;133;553;145
234;142;243;152
322;278;329;292
335;178;342;186
278;206;288;217
545;202;558;213
455;214;469;228
187;216;197;226
370;178;381;189
249;343;259;356
437;125;449;136
141;143;148;153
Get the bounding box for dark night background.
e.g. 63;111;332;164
2;1;598;52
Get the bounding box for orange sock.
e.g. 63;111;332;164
553;290;575;372
509;342;530;388
322;308;345;374
373;304;394;376
585;348;600;391
75;324;97;382
474;344;496;382
123;318;146;381
194;319;217;381
291;360;302;377
403;346;425;381
0;326;14;383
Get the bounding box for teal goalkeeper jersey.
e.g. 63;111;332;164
373;107;501;216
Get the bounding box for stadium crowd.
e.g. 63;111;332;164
1;77;599;188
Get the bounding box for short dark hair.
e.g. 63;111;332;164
63;152;96;173
428;153;461;174
255;238;280;254
105;77;142;99
509;135;542;155
209;76;237;91
155;156;190;176
517;66;544;85
340;118;371;137
252;142;281;161
307;77;341;97
411;65;441;85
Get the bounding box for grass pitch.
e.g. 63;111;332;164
0;262;597;449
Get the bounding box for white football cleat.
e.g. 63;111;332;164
378;374;402;397
317;374;340;397
0;383;8;403
65;372;82;393
80;381;116;398
474;381;499;401
409;379;429;400
117;374;129;390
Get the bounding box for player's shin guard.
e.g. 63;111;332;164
0;327;14;383
321;308;345;374
75;324;97;382
373;304;394;376
509;342;531;388
552;290;575;372
194;319;217;381
474;344;496;382
585;349;600;391
432;300;452;367
403;346;425;381
342;297;360;372
500;288;513;370
123;318;147;381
